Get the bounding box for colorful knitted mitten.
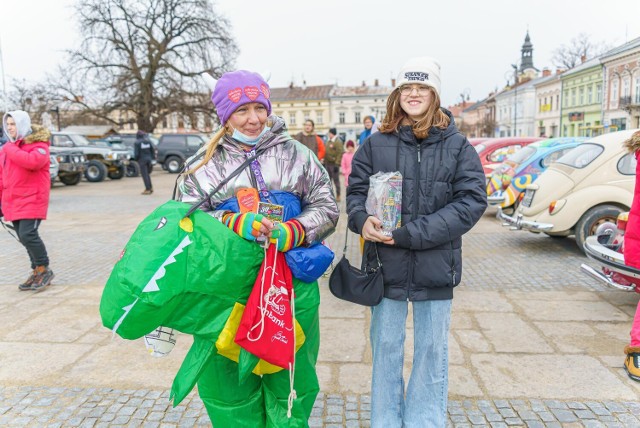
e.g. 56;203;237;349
269;219;305;252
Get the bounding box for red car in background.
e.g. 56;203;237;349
469;137;493;147
474;137;542;177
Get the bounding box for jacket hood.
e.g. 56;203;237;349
3;110;32;142
221;115;293;154
624;130;640;153
24;125;51;145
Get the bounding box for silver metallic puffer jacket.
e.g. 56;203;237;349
177;116;339;245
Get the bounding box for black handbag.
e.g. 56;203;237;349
328;225;384;306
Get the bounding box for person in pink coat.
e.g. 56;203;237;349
0;110;55;292
341;140;356;187
623;130;640;381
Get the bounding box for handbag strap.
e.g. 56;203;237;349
182;146;268;219
341;223;381;268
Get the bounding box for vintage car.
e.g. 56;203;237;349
469;137;493;147
50;147;86;185
486;137;586;212
580;212;640;292
498;129;638;251
49;155;59;187
474;137;542;177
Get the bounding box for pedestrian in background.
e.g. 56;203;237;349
358;115;377;147
0;110;55;292
341;139;355;187
324;127;344;201
294;119;324;160
622;130;640;382
347;57;487;427
134;130;155;195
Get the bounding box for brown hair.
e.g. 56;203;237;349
623;130;640;153
378;86;449;139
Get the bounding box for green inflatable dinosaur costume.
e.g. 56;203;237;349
100;200;320;427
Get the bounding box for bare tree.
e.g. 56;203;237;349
8;79;61;124
479;116;497;138
551;33;612;70
53;0;237;132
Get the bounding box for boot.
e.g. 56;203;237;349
31;266;54;292
141;189;152;195
18;269;37;291
624;345;640;382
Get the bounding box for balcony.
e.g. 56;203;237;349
620;95;640;114
619;96;633;107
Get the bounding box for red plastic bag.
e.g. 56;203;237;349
235;245;296;369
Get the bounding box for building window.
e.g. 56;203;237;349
289;113;296;126
316;111;323;125
571;88;576;106
596;84;602;103
303;111;310;121
563;90;569;107
579;87;584;105
611;79;619;109
556;95;559;110
635;76;640;103
339;112;345;124
587;85;593;104
623;77;631;97
354;112;361;123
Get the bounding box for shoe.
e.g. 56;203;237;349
31;266;54;292
624;345;640;382
18;269;36;291
142;189;152;195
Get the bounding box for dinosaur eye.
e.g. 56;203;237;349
155;217;167;231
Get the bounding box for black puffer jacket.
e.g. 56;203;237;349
347;110;487;301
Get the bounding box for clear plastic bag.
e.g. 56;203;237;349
365;171;403;236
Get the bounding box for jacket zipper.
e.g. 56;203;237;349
406;142;421;299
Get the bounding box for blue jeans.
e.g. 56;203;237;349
370;297;452;428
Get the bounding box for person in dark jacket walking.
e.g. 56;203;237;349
134;130;155;194
347;57;487;427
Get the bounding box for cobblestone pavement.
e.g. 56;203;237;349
1;173;639;427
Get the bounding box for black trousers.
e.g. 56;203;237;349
325;163;341;197
139;158;153;191
12;219;49;268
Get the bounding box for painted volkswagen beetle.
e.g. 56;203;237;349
474;137;542;177
498;129;638;251
486;137;586;211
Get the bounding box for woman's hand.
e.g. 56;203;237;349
362;216;394;245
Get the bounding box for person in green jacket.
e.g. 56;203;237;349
324;127;344;201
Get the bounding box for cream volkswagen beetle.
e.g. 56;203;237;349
498;129;638;252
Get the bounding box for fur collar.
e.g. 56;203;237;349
23;125;51;144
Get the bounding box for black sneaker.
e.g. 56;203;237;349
18;270;36;291
32;267;54;292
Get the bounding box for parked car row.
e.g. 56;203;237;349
496;129;638;252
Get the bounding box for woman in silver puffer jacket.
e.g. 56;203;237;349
175;69;338;427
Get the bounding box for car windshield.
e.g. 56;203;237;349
474;144;485;153
69;134;93;146
506;146;536;164
556;143;604;168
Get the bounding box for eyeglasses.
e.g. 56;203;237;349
399;85;431;96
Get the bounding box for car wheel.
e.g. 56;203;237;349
574;204;624;252
166;156;183;174
85;160;108;182
60;173;82;185
108;165;126;180
127;161;140;177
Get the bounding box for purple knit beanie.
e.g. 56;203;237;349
211;70;272;125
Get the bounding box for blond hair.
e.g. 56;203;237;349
184;126;228;175
378;86;449;139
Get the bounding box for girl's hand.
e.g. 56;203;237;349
362;216;394;244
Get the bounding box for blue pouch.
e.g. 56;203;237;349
217;191;334;282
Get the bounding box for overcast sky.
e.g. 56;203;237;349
1;0;639;107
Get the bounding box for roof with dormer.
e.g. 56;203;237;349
270;85;334;101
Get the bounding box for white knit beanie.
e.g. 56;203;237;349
395;57;441;96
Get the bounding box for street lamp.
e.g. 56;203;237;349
511;64;519;137
50;106;61;131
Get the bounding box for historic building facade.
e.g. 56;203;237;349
559;57;603;137
534;70;562;137
329;82;391;142
601;37;640;131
